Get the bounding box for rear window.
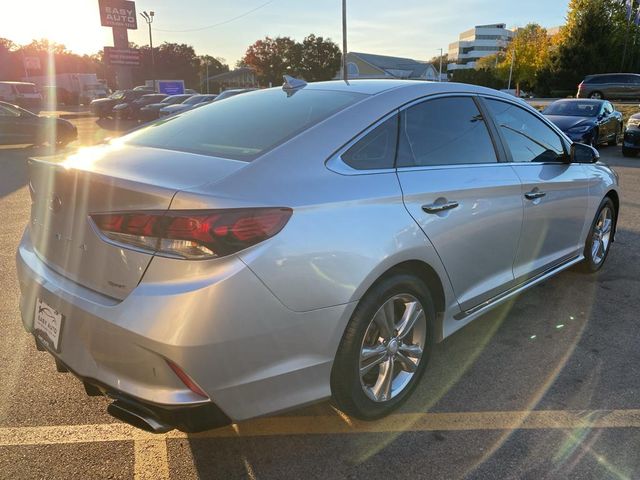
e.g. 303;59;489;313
124;88;365;160
14;83;37;94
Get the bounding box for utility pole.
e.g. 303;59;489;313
437;48;443;81
342;0;348;81
507;48;515;91
206;62;209;94
140;11;155;91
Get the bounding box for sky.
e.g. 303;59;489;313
0;0;570;65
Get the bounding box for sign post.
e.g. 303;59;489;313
98;0;138;89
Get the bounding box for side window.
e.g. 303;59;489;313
397;96;498;167
0;105;20;117
604;102;614;115
485;99;566;163
341;114;398;170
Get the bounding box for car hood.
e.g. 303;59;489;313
91;97;118;106
545;115;596;131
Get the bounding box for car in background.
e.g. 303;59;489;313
499;88;533;99
577;73;640;100
185;88;198;95
542;99;622;147
16;81;619;433
138;94;193;122
41;86;74;106
133;85;155;92
622;112;640;157
90;90;148;118
0;100;77;146
112;93;168;120
158;94;217;117
214;88;256;102
0;81;43;111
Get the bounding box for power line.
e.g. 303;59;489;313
153;0;277;33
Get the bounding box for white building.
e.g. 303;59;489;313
447;23;515;71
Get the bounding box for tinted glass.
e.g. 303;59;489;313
486;99;566;163
397;97;497;167
604;102;614;114
125;89;365;160
543;101;600;117
0;104;21;116
342;115;398;170
14;84;37;94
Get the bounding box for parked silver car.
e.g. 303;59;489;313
16;80;619;433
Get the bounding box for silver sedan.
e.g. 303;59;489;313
16;80;619;432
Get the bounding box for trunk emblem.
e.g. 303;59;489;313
49;195;62;213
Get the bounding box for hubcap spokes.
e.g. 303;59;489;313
592;207;612;264
359;294;427;402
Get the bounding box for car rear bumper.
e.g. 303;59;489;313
16;228;354;424
624;130;640;149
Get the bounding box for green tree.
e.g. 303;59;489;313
297;35;341;82
241;36;300;86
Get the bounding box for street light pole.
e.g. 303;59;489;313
507;48;515;91
140;11;155;91
437;48;443;82
342;0;348;81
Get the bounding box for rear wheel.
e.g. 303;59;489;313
578;197;616;273
589;91;604;100
590;129;599;148
331;273;435;419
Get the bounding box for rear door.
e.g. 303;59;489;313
396;95;524;311
0;103;36;144
482;97;589;282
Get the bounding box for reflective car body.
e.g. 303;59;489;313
138;94;193;122
16;80;619;432
623;112;640;157
158;94;218;117
0;101;77;146
543;99;623;146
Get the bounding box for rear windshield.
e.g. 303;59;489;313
123;88;365;160
15;83;37;94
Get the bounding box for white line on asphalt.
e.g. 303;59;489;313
2;409;639;478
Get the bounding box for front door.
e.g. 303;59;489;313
483;98;590;281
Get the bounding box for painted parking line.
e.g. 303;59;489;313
2;409;639;479
2;409;640;446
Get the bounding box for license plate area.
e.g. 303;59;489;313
34;298;64;353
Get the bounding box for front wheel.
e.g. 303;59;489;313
331;272;435;420
608;126;620;146
578;197;616;273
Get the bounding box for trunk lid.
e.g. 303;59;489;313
28;144;246;300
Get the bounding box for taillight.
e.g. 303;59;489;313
90;207;292;260
166;359;209;398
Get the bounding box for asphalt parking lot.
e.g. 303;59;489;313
1;117;640;479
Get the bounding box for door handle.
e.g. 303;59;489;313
422;201;459;213
524;191;546;200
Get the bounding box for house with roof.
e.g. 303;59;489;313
339;52;441;81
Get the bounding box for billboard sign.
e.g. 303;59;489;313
98;0;137;29
23;56;41;71
104;47;141;67
157;80;185;95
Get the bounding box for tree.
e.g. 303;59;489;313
133;42;209;89
297;35;341;82
242;36;300;86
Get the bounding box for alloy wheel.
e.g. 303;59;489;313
359;294;427;402
591;206;613;265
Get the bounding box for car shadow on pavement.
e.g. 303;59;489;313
181;226;640;479
0;145;61;198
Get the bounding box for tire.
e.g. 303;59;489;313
590;129;599;148
622;146;638;157
578;197;616;273
331;272;436;420
589;91;604;100
608;126;620;146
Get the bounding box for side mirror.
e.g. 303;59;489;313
571;143;599;164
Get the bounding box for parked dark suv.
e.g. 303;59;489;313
577;73;640;100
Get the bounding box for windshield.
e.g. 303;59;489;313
124;88;365;160
162;95;191;104
183;95;212;105
543;101;600;117
14;84;37;94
